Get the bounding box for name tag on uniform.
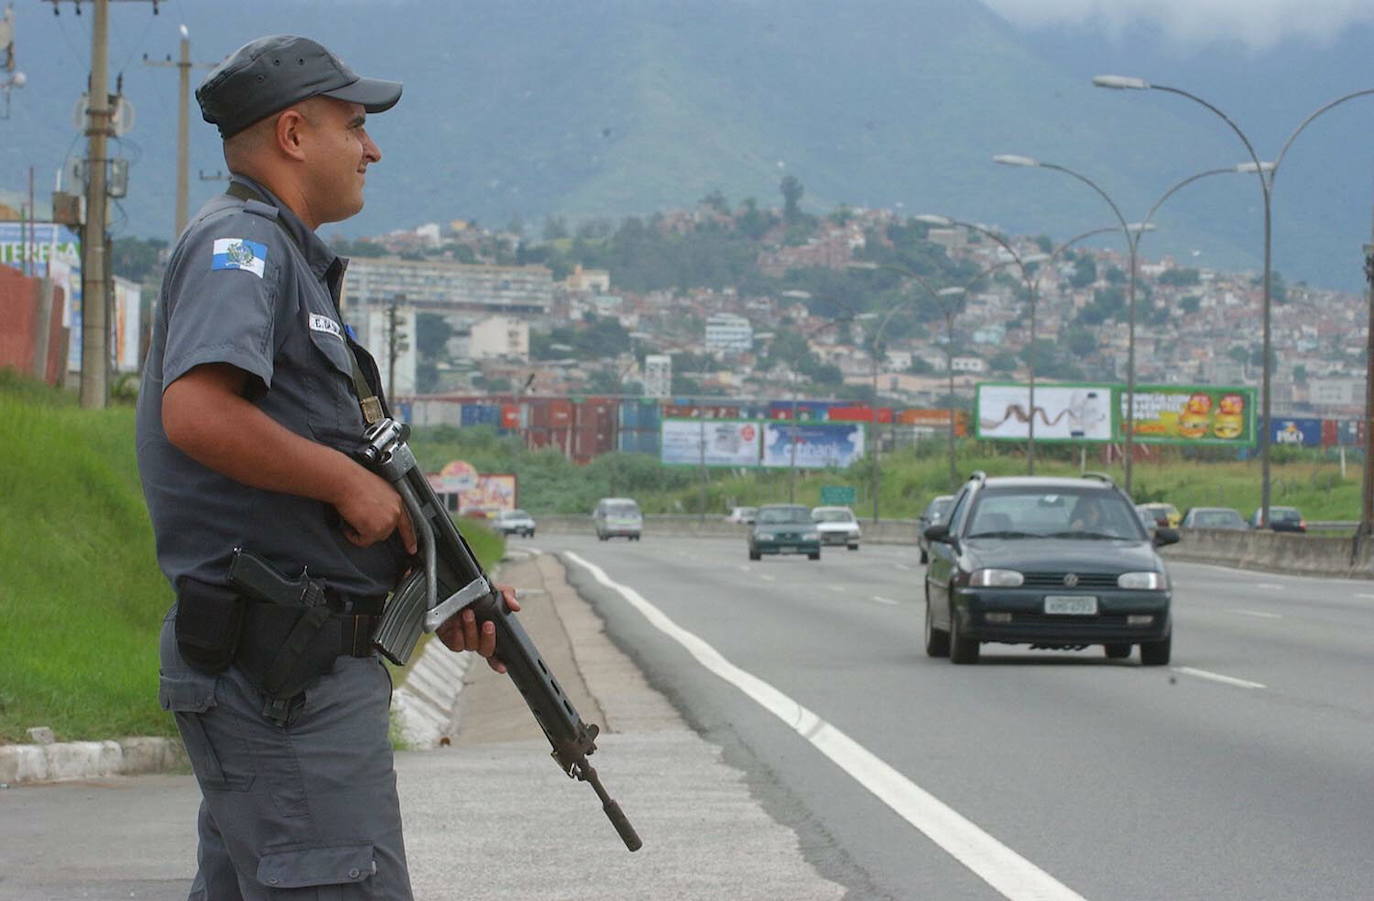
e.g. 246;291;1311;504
309;313;343;339
211;238;268;278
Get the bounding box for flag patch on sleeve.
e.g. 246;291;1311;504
211;238;268;278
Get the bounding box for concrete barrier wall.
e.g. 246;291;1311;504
528;514;921;545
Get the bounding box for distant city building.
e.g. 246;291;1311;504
468;315;530;361
705;313;753;352
352;303;418;397
563;264;611;293
344;258;552;315
643;354;672;398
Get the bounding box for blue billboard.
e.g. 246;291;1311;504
762;422;865;469
1270;418;1322;448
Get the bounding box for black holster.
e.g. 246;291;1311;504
174;579;246;674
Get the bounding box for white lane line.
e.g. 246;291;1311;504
827;584;847;593
1172;666;1267;690
564;551;1087;901
872;595;900;606
1357;594;1374;600
760;573;776;582
895;563;915;572
1252;583;1284;590
1227;609;1282;620
739;565;753;572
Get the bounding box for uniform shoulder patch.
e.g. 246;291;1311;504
211;238;268;278
309;313;343;339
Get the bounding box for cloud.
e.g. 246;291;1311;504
982;0;1374;49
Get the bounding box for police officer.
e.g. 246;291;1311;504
136;35;516;899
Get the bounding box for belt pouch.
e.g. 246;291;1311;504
174;579;246;674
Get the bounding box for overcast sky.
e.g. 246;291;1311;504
982;0;1374;49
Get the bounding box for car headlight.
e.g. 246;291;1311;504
755;531;775;540
804;531;821;541
969;568;1024;587
1118;571;1168;590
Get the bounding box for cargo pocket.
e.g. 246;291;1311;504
158;671;254;792
256;843;376;897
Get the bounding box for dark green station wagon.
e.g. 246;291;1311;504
748;504;822;561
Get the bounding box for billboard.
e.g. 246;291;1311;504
1126;385;1254;446
0;223;82;372
1270;417;1322;448
660;418;762;467
976;383;1114;441
763;422;866;469
976;382;1257;446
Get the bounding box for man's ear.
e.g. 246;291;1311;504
274;107;310;162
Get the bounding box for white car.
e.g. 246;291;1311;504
492;508;536;537
725;506;758;524
811;506;861;550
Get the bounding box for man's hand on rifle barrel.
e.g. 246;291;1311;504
436;585;521;672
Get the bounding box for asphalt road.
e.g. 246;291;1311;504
535;532;1374;901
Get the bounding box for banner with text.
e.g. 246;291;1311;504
762;421;866;469
660;418;762;467
1125;385;1255;446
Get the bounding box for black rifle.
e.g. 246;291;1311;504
358;418;641;852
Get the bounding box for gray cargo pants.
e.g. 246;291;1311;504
158;607;413;899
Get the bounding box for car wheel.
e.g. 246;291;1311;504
848;543;859;551
924;591;950;658
949;608;980;664
598;534;607;542
749;549;761;561
1140;632;1172;666
1104;643;1132;660
529;530;536;538
808;551;820;561
919;548;928;565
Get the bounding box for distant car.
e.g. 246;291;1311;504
1181;507;1248;531
811;506;861;550
492;508;536;537
1249;506;1307;532
917;495;955;564
725;506;758;525
1136;502;1181;529
594;497;643;541
923;472;1178;666
749;504;821;561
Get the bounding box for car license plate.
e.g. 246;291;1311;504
779;546;797;554
1043;596;1098;615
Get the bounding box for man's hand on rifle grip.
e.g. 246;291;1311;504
335;468;418;554
436;585;521;672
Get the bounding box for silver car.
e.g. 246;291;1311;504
493;508;536;537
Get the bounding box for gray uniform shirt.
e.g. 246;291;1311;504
136;175;403;597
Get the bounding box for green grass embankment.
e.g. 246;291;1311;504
0;372;503;744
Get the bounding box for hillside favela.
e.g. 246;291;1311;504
6;2;1374;900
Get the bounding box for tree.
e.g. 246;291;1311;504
1179;295;1201;315
1067;254;1097;289
416;312;453;359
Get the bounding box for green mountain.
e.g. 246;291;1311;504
6;0;1367;286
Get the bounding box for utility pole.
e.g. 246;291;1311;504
48;0;161;408
144;24;213;239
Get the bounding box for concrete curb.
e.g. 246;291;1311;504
0;736;186;786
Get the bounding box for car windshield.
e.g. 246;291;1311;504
812;508;854;523
758;506;811;524
966;489;1143;540
604;502;640;516
1268;508;1300;522
509;510;528;518
1193;509;1244;527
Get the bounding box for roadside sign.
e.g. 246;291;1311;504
820;485;856;506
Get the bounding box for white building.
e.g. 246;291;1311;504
344;258;553;315
643;354;672;398
705;313;753;352
468;315;529;361
355;304;418;397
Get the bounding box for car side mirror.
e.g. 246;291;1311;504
924;524;950;543
1153;527;1180;548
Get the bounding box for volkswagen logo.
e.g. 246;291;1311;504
1063;573;1079;587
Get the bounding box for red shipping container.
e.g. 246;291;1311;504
878;407;894;424
501;404;520;429
827;406;872;422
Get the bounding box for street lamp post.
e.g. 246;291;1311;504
993;156;1240;493
916;214;1049;472
1093;76;1374;526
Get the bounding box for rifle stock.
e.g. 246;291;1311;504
359;419;642;852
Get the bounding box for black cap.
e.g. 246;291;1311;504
196;35;402;139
